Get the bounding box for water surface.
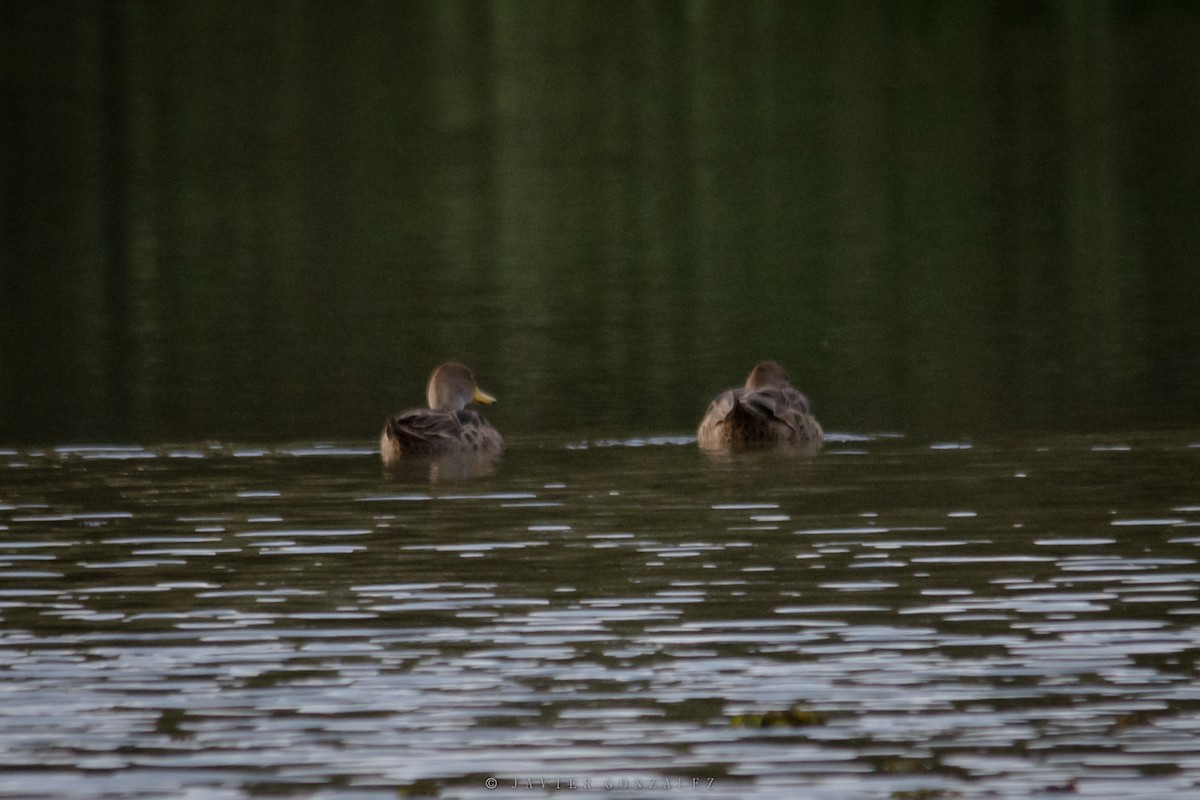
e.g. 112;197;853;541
3;431;1199;798
4;2;1200;796
3;1;1200;442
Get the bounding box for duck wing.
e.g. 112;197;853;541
740;386;814;428
384;409;464;452
745;386;823;450
384;408;502;454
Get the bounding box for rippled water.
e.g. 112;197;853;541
2;432;1200;799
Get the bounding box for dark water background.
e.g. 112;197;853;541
3;3;1200;799
3;0;1199;444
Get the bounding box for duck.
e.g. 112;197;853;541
696;360;824;454
380;361;503;464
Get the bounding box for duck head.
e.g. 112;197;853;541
426;362;497;412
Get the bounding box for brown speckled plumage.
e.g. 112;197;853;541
697;361;824;454
380;362;503;463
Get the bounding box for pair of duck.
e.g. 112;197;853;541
380;360;824;464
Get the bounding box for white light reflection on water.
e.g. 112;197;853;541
0;433;1199;798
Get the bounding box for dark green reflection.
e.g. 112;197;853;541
2;1;1198;445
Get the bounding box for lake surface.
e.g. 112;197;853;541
2;1;1200;443
3;431;1200;799
4;1;1200;798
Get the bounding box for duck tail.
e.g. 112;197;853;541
727;395;757;424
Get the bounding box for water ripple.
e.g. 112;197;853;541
1;434;1200;798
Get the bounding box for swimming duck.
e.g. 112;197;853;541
380;362;503;463
696;360;824;453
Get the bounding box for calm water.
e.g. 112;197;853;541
3;1;1200;442
4;2;1200;798
3;431;1200;799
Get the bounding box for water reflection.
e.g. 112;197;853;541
3;3;1200;444
382;450;504;483
2;432;1199;797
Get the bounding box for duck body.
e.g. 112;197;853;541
380;407;503;460
380;362;503;464
697;360;823;454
